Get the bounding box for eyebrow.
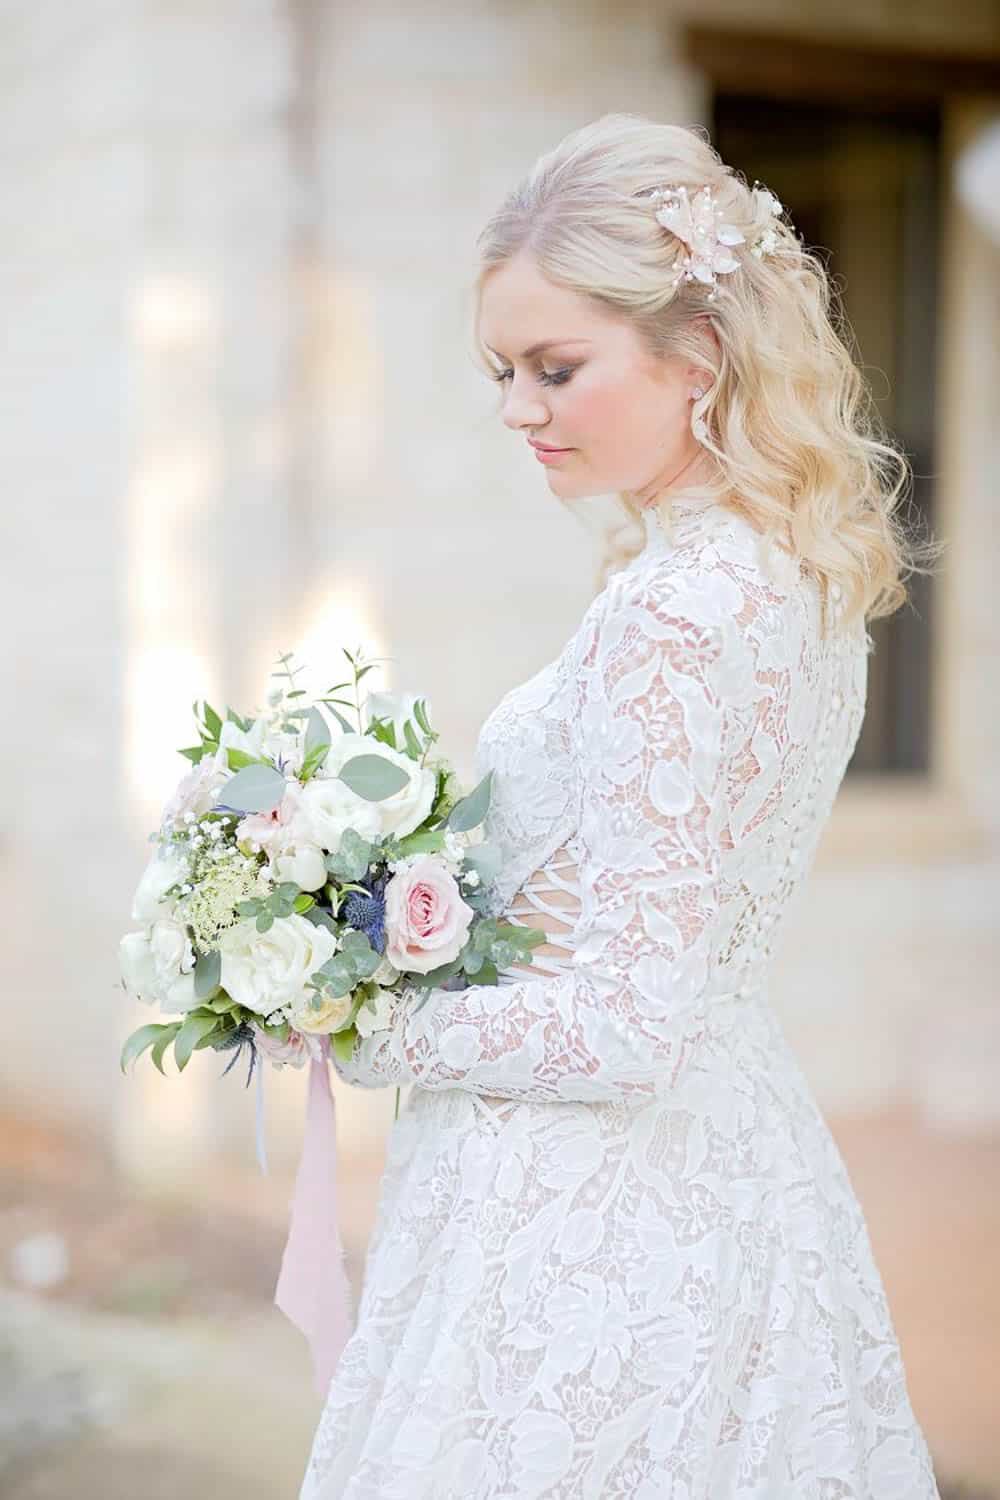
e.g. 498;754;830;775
484;337;593;361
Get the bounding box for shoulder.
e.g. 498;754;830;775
591;515;815;694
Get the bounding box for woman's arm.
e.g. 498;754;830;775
333;563;749;1103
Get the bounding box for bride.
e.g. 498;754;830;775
297;113;941;1499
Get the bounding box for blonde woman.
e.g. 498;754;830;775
298;114;942;1499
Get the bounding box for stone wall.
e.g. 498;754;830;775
0;0;996;1182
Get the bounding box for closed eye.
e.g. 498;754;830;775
491;366;575;388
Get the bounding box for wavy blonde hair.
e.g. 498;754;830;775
472;112;943;635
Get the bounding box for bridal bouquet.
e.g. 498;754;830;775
119;648;543;1095
118;647;544;1396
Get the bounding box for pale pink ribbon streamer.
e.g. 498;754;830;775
273;1036;353;1398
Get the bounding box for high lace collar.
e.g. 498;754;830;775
634;496;723;560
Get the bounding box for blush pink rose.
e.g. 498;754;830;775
384;855;475;974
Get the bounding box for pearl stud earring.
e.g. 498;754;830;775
691;386;706;401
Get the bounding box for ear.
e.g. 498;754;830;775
685;315;720;385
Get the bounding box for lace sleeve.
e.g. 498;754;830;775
332;568;742;1103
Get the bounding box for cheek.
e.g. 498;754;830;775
567;370;684;468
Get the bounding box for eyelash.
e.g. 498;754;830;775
491;366;575;388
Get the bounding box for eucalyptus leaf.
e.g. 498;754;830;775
193;949;222;1002
402;720;422;759
151;1025;182;1075
304;906;338;935
215;763;286;815
447;771;493;832
461;839;502;884
120;1024;167;1074
412;698;431;735
305;705;332;755
337;753;410;803
174;1013;220;1072
326;828;376;881
327;706;355;735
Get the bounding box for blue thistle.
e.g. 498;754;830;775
340;875;387;954
215;1020;259;1088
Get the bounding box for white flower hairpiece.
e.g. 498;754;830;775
644;180;786;298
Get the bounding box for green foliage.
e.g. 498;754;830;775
396;828;447;857
446;771;493;833
121;1006;228;1077
236;881;305;933
226;748;263;771
331;1024;358;1062
337;753;410;803
174;1012;220;1072
300;706;332;781
193;949;221;1002
461;839;502;885
310;930;381;1000
326;828;378;882
215;763;286;815
120;1024;170;1074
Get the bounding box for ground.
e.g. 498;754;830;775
1;1105;997;1498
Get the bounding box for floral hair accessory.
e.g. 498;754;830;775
644;179;786;297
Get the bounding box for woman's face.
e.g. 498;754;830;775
478;253;710;505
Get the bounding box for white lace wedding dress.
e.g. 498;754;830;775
298;496;940;1499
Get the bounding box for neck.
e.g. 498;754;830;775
633;444;707;510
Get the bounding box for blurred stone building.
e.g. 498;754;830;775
1;0;997;1183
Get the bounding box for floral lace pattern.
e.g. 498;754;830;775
298;499;940;1499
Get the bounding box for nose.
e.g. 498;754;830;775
500;378;550;433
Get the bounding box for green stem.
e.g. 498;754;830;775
394;1086;400;1122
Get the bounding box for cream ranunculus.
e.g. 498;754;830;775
300;769;383;851
131;846;190;924
321;731;436;841
384;854;475;974
217;912;338;1018
288;989;355;1035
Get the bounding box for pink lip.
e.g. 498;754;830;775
529;441;574;465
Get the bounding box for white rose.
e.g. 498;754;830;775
131;847;190;924
300;771;382;851
288;989;355;1035
119;918;196;1015
119;931;158;1000
149;918;195;978
272;845;327;892
321;731;436;841
217;912;338;1018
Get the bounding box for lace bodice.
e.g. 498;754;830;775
332;495;870;1101
301;497;940;1500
